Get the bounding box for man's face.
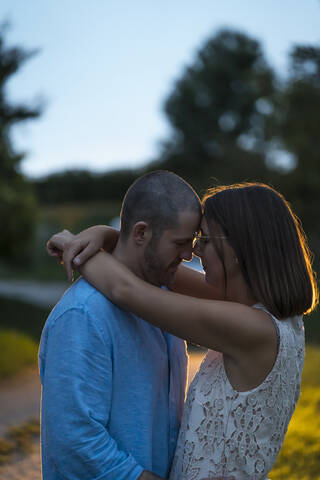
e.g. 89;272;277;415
142;210;200;288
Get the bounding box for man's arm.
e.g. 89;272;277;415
40;306;144;480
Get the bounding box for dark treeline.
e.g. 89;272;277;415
34;169;139;204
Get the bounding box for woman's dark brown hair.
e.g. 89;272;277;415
202;183;318;319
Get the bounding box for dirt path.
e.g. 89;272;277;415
0;367;41;480
0;443;41;480
0;367;40;437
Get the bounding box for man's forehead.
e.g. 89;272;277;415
168;211;201;237
177;209;201;223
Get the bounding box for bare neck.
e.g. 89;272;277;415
112;239;144;280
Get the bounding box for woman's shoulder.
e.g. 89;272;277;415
252;303;304;355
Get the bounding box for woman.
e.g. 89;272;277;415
48;182;318;479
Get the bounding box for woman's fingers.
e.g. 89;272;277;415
46;229;103;282
46;230;75;281
73;242;101;266
46;230;74;257
47;230;74;250
64;229;107;268
46;242;57;256
62;250;74;283
46;228;108;282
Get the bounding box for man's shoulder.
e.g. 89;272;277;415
47;278;121;325
65;277;109;303
63;277;115;305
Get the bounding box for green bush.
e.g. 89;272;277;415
0;296;49;342
0;329;38;379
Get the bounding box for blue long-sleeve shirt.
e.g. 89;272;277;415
39;278;188;480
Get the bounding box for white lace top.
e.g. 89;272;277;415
169;305;305;480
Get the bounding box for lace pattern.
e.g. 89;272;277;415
169;307;304;480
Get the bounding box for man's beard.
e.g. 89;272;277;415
143;239;166;287
143;239;180;288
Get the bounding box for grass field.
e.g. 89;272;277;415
269;344;320;479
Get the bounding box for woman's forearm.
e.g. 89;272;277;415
77;251;198;341
77;251;260;356
78;251;136;309
172;264;224;300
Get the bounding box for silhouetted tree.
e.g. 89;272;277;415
151;29;276;191
269;45;320;265
0;25;41;263
149;29;319;267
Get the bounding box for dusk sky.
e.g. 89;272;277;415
1;0;319;178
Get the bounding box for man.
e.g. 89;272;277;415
40;170;201;480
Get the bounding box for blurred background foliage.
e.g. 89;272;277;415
0;24;319;309
0;24;319;317
0;25;41;264
30;30;320;270
0;24;320;479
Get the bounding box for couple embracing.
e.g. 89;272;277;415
41;170;318;480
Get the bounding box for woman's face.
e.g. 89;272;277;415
194;216;240;297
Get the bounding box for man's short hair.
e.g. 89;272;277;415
120;170;201;240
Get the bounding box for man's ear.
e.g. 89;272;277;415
132;222;152;245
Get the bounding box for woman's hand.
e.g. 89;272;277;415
46;229;75;262
46;225;119;282
46;229;76;281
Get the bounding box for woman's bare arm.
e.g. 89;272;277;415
47;227;222;300
172;264;225;300
78;251;274;359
